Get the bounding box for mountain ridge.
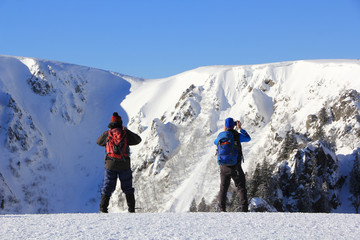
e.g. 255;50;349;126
0;55;359;214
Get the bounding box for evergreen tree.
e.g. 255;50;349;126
248;163;262;200
189;198;197;212
197;197;209;212
291;150;312;212
350;150;360;213
276;162;291;211
309;154;322;212
259;160;278;206
278;162;291;194
209;197;219;212
296;184;312;212
314;107;328;140
318;107;329;126
279;129;298;161
314;146;332;212
248;160;277;209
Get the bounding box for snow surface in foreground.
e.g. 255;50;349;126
1;212;359;240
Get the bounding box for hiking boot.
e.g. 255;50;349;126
126;193;135;213
241;204;249;212
219;203;226;212
99;194;111;213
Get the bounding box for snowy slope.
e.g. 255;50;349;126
1;212;360;240
0;55;360;214
0;55;142;213
121;59;360;213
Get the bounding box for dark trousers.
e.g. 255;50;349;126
218;164;248;212
101;168;134;196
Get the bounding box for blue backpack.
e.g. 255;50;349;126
216;131;238;166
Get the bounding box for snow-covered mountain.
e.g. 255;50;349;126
0;55;359;214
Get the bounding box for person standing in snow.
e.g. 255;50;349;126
97;112;141;213
214;117;251;212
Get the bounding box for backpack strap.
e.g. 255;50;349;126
229;129;244;163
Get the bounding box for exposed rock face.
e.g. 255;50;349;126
245;88;360;212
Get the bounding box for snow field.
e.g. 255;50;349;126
1;212;360;240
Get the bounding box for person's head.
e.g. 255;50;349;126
225;117;235;129
108;112;123;128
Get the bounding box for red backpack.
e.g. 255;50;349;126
106;128;128;160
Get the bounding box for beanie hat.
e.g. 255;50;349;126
225;117;235;129
110;112;122;123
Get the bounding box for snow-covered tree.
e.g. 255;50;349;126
189;198;198;212
350;150;360;213
197;197;210;212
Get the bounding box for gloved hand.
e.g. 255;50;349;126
236;121;242;130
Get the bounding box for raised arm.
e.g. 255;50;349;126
239;129;251;142
126;129;142;146
96;131;108;146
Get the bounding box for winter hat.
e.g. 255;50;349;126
225;117;235;129
110;112;122;123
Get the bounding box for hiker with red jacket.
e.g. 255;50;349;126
97;112;141;213
214;117;251;212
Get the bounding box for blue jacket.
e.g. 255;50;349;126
214;128;251;145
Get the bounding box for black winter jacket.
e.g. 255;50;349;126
97;122;142;171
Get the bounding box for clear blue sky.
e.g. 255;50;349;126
1;0;359;79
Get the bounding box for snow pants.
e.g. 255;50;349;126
101;168;134;196
218;164;248;212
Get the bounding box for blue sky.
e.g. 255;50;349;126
1;0;359;79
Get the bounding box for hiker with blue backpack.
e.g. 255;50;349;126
214;117;251;212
